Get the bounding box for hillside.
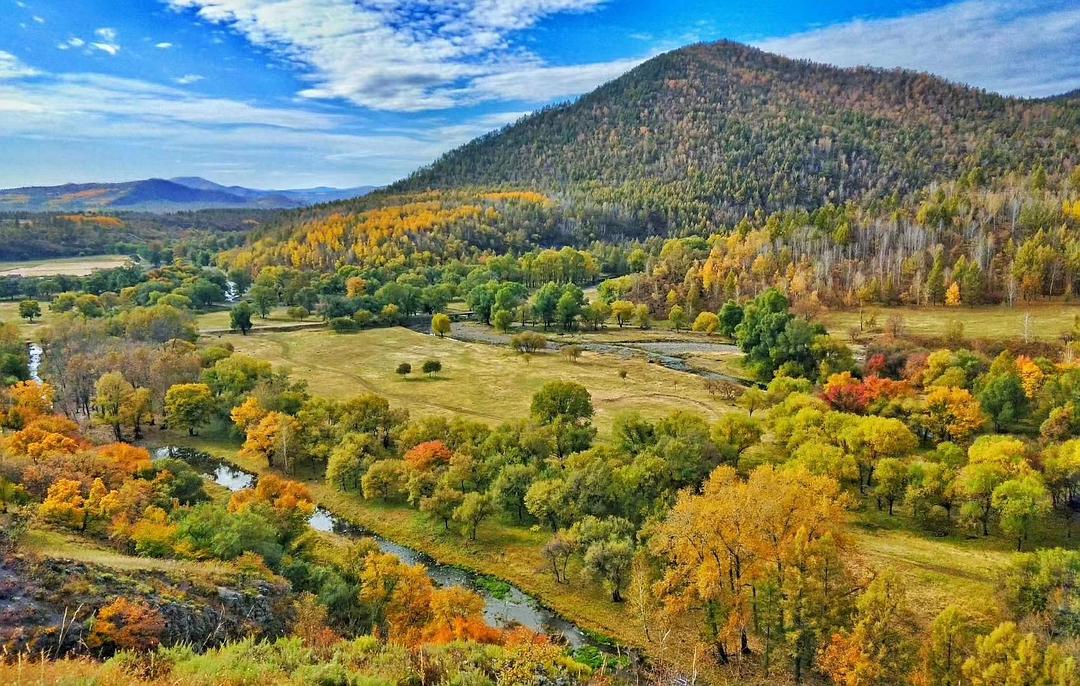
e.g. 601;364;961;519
0;177;375;213
396;41;1079;227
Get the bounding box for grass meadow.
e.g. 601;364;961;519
213;326;731;434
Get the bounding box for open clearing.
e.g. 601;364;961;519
196;306;322;333
0;254;132;277
819;303;1080;342
213;326;730;433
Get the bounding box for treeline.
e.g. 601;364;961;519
0;209;262;262
604;168;1080;315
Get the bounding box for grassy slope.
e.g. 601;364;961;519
22;528;236;577
215;326;731;434
819;303;1080;342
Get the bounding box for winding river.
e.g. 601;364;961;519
151;446;601;651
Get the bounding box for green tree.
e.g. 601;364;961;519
164;383;215;436
95;371;134;441
532;282;561;330
492;308;514;332
249;285;277;318
915;605;976;686
420;485;464;530
992;476;1051;550
18;300;40;323
556;285;584;331
668;305;688;332
490;463;538;522
453;491;493;540
230;301;254;335
421;359;442;377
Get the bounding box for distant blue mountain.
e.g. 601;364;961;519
0;177;376;212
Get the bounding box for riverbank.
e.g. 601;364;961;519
160;434;662;657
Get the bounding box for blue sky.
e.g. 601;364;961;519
1;0;1078;189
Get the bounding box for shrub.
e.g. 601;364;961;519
329;317;360;333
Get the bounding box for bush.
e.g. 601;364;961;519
510;332;547;353
421;360;442;377
396;362;412;378
329;317;360;333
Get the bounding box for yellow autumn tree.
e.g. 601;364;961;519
922;386;986;442
650;464;849;665
945;282;961;306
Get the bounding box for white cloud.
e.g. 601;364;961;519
174;74;204;85
0;67;527;186
91;27;121;55
0;51;38;79
32;15;44;24
155;42;174;49
164;0;631;111
91;42;120;56
755;0;1080;98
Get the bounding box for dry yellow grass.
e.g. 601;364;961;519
213;326;731;433
0;254;132;277
819;303;1080;342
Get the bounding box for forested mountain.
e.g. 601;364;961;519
396;41;1079;228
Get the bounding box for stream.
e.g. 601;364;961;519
151;446;599;651
28;343;42;383
406;318;755;387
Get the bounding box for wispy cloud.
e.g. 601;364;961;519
91;26;121;55
174;74;204;85
164;0;634;111
0;67;518;186
0;51;39;79
755;0;1080;98
155;42;174;49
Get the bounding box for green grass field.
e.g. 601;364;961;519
0;254;132;277
195;306;321;332
214;326;730;433
818;303;1080;342
0;300;57;336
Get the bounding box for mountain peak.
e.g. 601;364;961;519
395;41;1076;223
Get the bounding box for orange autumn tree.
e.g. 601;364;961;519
229;473;315;534
241;411;301;472
87;597;166;653
422;586;501;645
403;440;453;472
6;415;82;460
359;552;434;646
5;381;56;428
97;443;152;476
230;395;267;433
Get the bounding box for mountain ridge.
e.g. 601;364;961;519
0;177;377;213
